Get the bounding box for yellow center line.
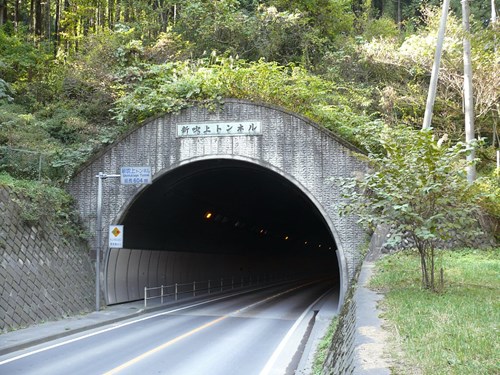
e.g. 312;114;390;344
103;280;319;374
103;315;228;375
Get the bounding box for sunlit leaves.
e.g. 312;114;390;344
111;56;376;147
339;126;483;289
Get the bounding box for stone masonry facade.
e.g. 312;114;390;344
68;99;368;303
0;186;95;333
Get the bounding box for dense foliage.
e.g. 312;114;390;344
0;0;498;226
0;172;87;238
0;0;498;369
340;127;485;290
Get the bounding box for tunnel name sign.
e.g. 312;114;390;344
120;167;152;185
176;121;262;137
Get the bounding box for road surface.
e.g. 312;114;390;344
0;279;336;375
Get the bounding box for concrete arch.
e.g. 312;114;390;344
68;99;367;307
154;154;350;301
106;155;351;305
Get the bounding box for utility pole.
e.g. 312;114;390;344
462;0;476;182
493;0;497;30
94;167;151;311
95;172;120;311
492;1;498;171
422;0;451;130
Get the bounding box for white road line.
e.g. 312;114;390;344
259;287;333;375
0;290;255;366
102;281;320;374
0;281;317;367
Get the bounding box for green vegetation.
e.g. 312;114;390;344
370;249;500;374
1;2;498;187
0;0;497;298
340;126;484;290
312;317;339;375
112;57;377;144
0;0;498;372
0;172;87;239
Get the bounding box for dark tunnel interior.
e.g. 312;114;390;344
122;159;336;256
107;159;340;304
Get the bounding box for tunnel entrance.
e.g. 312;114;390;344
105;159;340;304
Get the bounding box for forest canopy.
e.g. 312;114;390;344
0;0;498;224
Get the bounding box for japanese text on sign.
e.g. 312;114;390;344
176;121;262;138
120;167;152;185
109;225;124;248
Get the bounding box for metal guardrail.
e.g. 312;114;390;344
143;274;287;308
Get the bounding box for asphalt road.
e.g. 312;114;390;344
0;279;335;375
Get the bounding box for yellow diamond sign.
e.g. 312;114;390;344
111;227;121;237
109;225;124;248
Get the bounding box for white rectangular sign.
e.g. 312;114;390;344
176;121;262;137
109;225;124;248
121;166;152;185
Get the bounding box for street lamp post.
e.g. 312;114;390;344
95;172;120;311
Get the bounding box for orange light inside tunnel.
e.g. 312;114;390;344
204;212;213;219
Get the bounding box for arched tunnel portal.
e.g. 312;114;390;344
68;99;368;309
106;158;340;305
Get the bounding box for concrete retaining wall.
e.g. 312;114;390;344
0;186;95;333
68;99;368;305
321;228;389;374
321;267;360;374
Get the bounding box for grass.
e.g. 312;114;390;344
312;316;338;375
370;248;500;375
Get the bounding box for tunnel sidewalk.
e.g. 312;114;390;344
0;282;334;359
1;269;394;375
352;260;392;374
0;299;157;356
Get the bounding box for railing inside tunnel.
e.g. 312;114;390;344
143;273;292;308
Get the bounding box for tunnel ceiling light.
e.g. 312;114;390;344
284;235;289;240
204;211;213;219
304;241;308;245
318;244;322;248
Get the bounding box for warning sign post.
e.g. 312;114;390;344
95;167;150;311
109;225;124;248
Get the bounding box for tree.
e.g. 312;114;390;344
339;126;482;290
462;0;476;182
361;6;499;144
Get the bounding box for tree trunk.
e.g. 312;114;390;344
15;0;19;28
35;0;42;36
45;0;51;41
462;0;476;182
0;0;6;26
108;0;114;28
419;247;430;289
430;245;435;290
115;0;121;23
54;0;60;48
30;0;34;33
422;0;450;130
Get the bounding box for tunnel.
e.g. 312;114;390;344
105;158;340;305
